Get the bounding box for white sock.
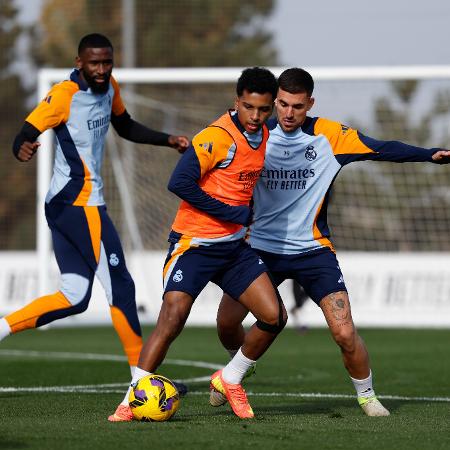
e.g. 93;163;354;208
222;348;255;384
130;365;136;377
0;318;11;341
226;348;239;359
351;370;375;399
120;367;152;406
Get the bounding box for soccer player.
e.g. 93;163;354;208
212;68;450;417
0;34;189;383
109;67;287;421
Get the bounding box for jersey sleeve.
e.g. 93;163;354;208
314;117;436;165
25;81;78;132
191;126;235;177
110;76;126;116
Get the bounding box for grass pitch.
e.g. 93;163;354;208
1;326;449;450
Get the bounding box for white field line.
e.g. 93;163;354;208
1;349;449;403
0;385;449;403
0;349;222;370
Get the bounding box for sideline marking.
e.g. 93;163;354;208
1;349;449;403
0;385;449;403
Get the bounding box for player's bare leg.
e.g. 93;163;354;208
211;273;287;418
320;291;389;416
216;294;248;352
320;291;369;378
108;291;193;422
211;294;252;407
137;291;194;371
238;273;287;359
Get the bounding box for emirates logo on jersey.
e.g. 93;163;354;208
305;145;317;161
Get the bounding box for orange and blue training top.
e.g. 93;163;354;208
249;116;440;254
25;69;125;206
168;111;269;243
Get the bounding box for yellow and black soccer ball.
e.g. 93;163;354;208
128;374;180;422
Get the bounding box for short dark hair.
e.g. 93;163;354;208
78;33;113;55
278;68;314;96
236;67;277;100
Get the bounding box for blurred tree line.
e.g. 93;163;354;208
332;80;450;251
2;0;450;252
0;1;35;249
0;0;277;250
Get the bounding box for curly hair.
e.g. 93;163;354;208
236;67;277;100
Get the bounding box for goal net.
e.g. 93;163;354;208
33;67;450;326
52;66;450;252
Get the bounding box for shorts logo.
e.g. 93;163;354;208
305;145;317;161
109;253;119;266
173;269;183;282
258;258;264;265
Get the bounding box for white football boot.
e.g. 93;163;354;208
358;396;390;416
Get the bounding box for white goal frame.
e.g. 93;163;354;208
36;65;450;296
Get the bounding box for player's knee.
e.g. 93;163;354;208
333;327;357;352
216;314;229;333
108;273;135;306
255;299;288;334
216;310;239;334
256;308;287;334
60;273;92;306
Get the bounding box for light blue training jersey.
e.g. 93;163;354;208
249;116;436;255
26;69;126;206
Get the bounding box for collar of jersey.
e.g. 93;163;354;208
229;109;262;149
70;69;89;91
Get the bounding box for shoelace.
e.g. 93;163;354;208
227;385;249;405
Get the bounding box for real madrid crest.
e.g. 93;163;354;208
305;145;317;161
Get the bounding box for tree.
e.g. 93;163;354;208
31;0;279;250
39;0;277;68
331;80;450;251
0;0;36;249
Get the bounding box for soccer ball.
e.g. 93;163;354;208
128;374;180;422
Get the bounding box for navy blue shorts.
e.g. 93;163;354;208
163;234;268;300
255;247;347;306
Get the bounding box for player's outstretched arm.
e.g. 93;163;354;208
431;149;450;163
111;110;189;151
12;122;41;162
167;135;190;153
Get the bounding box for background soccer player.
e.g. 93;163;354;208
109;67;288;421
213;67;450;417
0;33;189;384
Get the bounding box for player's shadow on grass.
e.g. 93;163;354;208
256;398;405;417
200;400;344;418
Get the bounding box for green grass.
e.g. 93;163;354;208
1;327;450;449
